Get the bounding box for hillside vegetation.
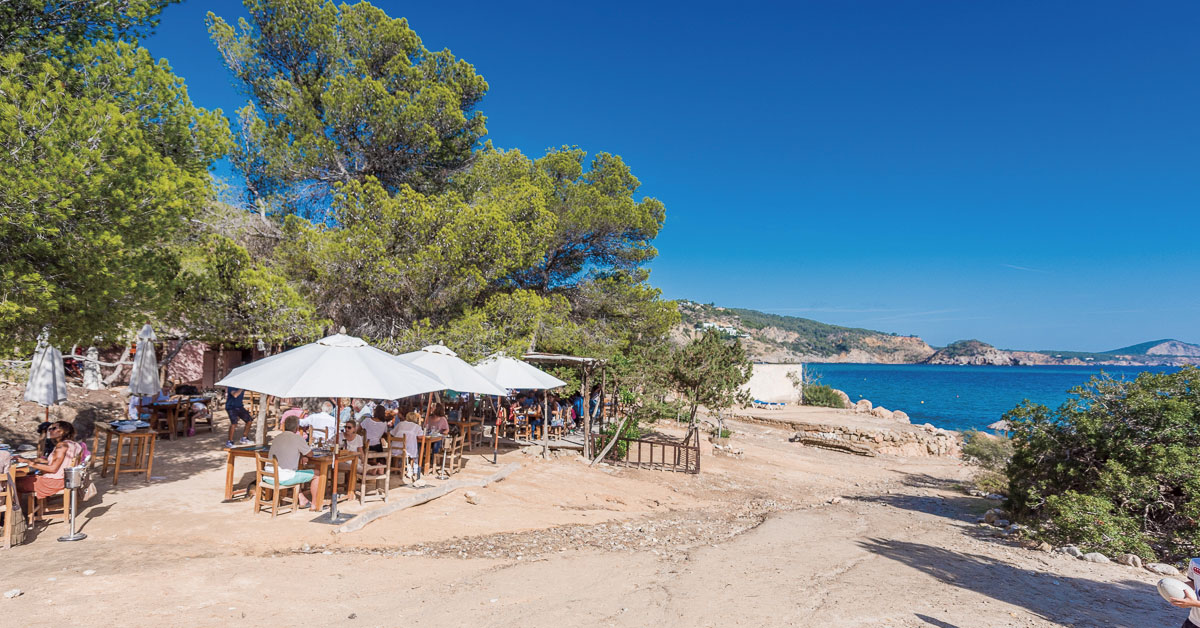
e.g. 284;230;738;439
677;301;934;363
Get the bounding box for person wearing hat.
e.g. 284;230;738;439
1172;561;1200;627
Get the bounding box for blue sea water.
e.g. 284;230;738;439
809;363;1183;433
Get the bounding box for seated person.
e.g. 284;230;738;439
17;421;82;501
267;416;319;508
361;406;390;452
424;404;450;435
354;399;376;421
338;421;364;454
389;411;423;476
335;398;354;426
300;401;338;444
127;393;154;421
279;403;307;425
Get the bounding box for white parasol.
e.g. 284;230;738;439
25;340;67;421
127;324;161;396
396;344;508;396
473;353;566;391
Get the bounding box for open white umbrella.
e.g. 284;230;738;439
397;344;507;396
217;333;444;524
473;353;567;391
128;324;160;396
25;340;67;421
217;334;443;399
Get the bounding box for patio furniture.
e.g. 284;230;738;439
253;452;301;518
357;446;391;504
93;422;155;485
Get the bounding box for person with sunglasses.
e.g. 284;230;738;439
17;421;82;501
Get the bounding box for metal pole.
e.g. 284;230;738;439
57;466;86;542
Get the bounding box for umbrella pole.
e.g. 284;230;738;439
330;398;342;518
542;390;549;459
492;396;500;465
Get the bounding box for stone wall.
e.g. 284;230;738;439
789;420;961;458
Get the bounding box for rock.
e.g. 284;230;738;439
1083;552;1110;564
993;519;1010;528
3;589;21;599
828;497;842;504
1116;554;1143;568
985;493;1005;501
892;410;910;423
413;478;428;488
1147;563;1181;576
854;399;873;414
82;569;96;576
871;407;894;420
464;491;480;505
832;389;852;409
1059;545;1083;558
1005;523;1023;534
983;508;1008;524
1037;542;1054;552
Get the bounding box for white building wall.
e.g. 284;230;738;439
741;363;804;404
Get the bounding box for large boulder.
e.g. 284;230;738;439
833;389;852;409
854;399;873;414
871;407;894;420
892;410;910;423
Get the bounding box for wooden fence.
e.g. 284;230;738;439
593;426;701;474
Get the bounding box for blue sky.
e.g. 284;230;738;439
146;1;1200;351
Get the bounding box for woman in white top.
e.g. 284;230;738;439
361;406;390;452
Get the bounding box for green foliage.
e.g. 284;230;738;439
935;339;994;358
669;331;753;424
803;384;846;409
1041;492;1154;557
600;417;643;459
208;0;488;208
0;10;230;353
961;431;1013;471
0;0;175;58
1006;367;1200;560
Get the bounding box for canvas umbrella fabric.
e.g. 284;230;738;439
25;340;67;421
396;344;508;397
217;333;444;523
128;324;161;397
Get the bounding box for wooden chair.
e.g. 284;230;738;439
253;452;301;518
309;426;332;445
26;451;81;526
513;413;531;441
387;435;411;484
1;466;15;549
357;445;391;504
445;430;466;474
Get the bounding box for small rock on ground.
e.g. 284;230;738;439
1083;552;1110;564
1147;563;1181;576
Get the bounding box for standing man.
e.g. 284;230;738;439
225;386;253;448
1171;558;1200;627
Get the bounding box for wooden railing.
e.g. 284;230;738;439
592;427;701;474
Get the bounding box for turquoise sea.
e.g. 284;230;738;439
810;363;1183;433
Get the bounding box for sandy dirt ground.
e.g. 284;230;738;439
0;405;1183;628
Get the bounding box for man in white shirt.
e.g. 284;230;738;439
299;401;338;443
268;416;318;508
354;399;376;421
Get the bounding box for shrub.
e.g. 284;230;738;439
600;418;643;459
1006;366;1200;560
962;430;1013;470
803;384;845;408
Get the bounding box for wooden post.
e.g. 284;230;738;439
599;365;608;428
542;389;549;459
580;365;591;458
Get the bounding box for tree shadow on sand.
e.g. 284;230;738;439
858;538;1176;627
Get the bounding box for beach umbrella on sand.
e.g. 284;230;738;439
217;333;444;524
474;354;567;462
128;324;161;397
25;339;67;422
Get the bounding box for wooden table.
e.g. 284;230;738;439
448;419;482;449
223;446;357;511
416;434;444;476
146;401;185;440
92;423;155;485
303;450;359;512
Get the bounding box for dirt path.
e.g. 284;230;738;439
0;414;1181;627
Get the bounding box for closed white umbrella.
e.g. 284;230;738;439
473;353;567;391
216;333;444;525
25;341;67;422
217;334;443;399
397;344;508;396
128;324;160;396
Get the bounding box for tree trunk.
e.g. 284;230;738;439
102;340;133;387
254;345;273;446
580;366;591;458
83;346;102;390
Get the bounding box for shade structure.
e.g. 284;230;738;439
396;344;508;396
24;342;67;406
987;420;1010;432
216;334;444;399
128;324;161;396
474;353;567;391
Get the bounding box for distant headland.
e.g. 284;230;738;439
676;301;1200;366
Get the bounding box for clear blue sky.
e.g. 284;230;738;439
145;1;1200;351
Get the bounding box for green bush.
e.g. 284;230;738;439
1041;491;1153;557
600;418;643;459
803;384;845;408
1007;366;1200;560
962;430;1013;471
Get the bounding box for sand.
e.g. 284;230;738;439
0;406;1180;627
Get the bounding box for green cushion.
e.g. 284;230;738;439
262;469;314;486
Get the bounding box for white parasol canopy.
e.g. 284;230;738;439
474;353;567;391
216;334;444;399
24;341;67;407
128;323;161;396
396;344;508;397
